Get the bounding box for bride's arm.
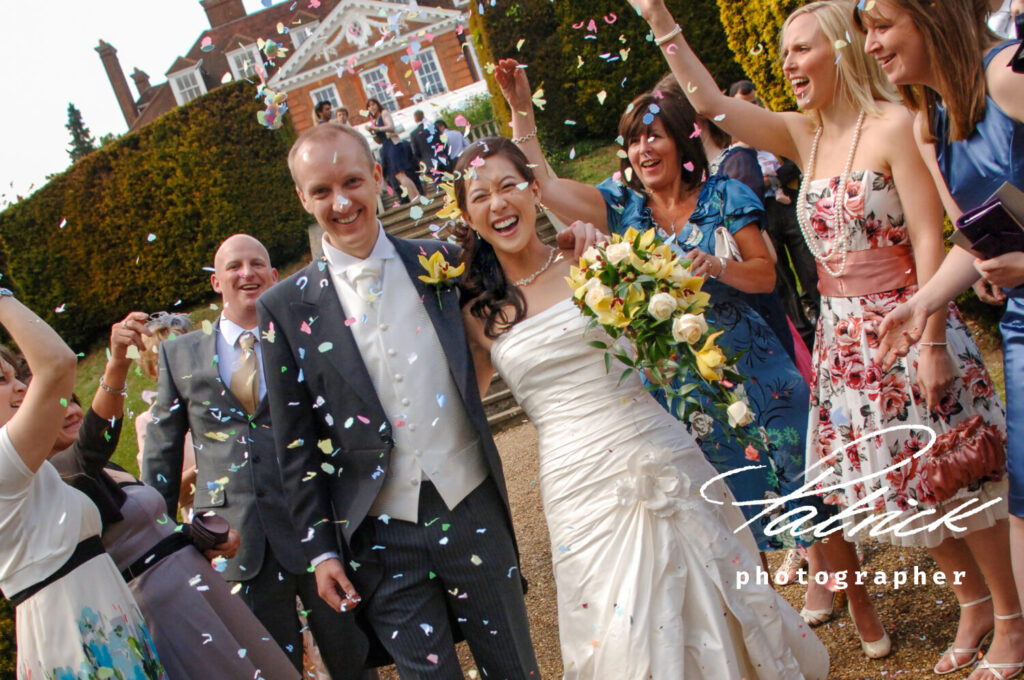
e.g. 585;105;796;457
462;307;495;400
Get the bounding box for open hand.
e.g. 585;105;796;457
314;557;361;613
874;301;928;369
556;220;609;259
626;0;669;22
495;58;533;112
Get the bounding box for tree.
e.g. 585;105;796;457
65;103;96;163
472;0;745;148
716;0;804;111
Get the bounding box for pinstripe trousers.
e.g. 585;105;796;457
357;478;540;679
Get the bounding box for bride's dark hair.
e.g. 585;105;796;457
452;137;535;339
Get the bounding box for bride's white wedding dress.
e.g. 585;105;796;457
491;299;829;679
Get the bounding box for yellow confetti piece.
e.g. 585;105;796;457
865;0;876;9
597;90;607;105
125;345;141;360
202;319;214;335
616;149;628;159
287;438;305;449
686;82;697;94
531;87;546;111
205;431;230;442
834;39;848;49
516;38;525;51
230;582;243;595
577;55;585;69
221;72;233;84
619;48;629;62
749;43;764;55
318;439;333;453
624;167;633;183
470;554;483;566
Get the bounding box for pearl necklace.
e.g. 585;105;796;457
513;247;557;287
796;111;866;278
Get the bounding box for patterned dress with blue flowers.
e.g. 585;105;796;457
597;174;817;550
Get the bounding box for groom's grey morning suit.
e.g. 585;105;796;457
141;318;367;676
257;227;538;677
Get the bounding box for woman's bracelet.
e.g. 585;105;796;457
99;376;128;397
708;256;727;279
920;341;948;348
511;129;537;144
654;24;682;46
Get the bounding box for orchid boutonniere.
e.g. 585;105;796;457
418;250;465;308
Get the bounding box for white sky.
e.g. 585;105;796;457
0;0;271;210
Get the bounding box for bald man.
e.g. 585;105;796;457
142;234;368;677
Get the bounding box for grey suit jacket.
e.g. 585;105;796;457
141;324;307;582
257;235;519;597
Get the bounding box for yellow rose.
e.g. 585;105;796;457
727;400;756;428
695;330;727;381
672;313;708;344
647;292;677;321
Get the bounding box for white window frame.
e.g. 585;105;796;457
289;20;320;48
359;65;398;112
226;45;261;81
170;66;207;105
412;47;448;98
310;84;342;123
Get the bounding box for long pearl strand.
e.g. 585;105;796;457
796;111;866;278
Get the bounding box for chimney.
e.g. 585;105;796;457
200;0;246;28
95;40;138;127
130;68;151;98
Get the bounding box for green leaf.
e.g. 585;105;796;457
604;351;611;374
587;340;608;349
617;367;634;385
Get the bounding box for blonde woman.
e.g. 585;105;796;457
629;0;1016;666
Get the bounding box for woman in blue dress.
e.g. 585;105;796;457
868;1;1024;676
493;59;835;588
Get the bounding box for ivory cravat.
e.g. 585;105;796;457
230;331;259;414
347;259;383;303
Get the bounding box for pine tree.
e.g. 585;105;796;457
65;103;96;163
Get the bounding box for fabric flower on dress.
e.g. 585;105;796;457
615;447;691;518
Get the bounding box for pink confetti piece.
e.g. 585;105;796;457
587;19;597;32
427;654;439;664
470;156;486;167
300;321;312;334
357;415;370;424
683;161;695;172
690;123;702;139
454;114;469;127
604;13;617;23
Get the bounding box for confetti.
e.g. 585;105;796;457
596;90;607;105
749;43;764;56
58;218;67;229
516;38;525;51
317;342;333;353
714;114;726;122
470;554;483;566
531;87;546;111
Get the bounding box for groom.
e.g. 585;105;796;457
258;123;539;677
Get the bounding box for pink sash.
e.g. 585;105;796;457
816;244;917;298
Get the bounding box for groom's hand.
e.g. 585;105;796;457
315;558;362;613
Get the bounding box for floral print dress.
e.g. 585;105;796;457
804;170;1008;548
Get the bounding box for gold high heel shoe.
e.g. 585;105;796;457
934;594;993;675
848;601;891;659
974;611;1024;680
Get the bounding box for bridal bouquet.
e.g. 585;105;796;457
566;227;756;440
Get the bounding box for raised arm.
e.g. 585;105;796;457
627;0;808;164
0;295;78;472
495;59;609;230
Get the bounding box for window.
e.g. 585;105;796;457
171;68;206;105
290;21;319;48
310;84;341;109
452;0;469;6
227;45;260;80
412;48;448;98
359;65;398;111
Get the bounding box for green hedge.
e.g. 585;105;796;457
0;81;308;351
717;0;805;112
472;0;745;148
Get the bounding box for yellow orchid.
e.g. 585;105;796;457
566;265;589;298
418;250;464;285
695;331;727;382
436;182;462;221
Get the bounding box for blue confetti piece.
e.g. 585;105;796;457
642;113;655;125
436;393;446;408
648;103;661;114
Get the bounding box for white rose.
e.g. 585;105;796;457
604;241;633;265
727;400;756;428
584;282;614;312
581;246;601;264
647;292;677;321
671;313;708;345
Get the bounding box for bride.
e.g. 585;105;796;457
454;136;829;679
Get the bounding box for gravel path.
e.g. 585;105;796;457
376;419;976;679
